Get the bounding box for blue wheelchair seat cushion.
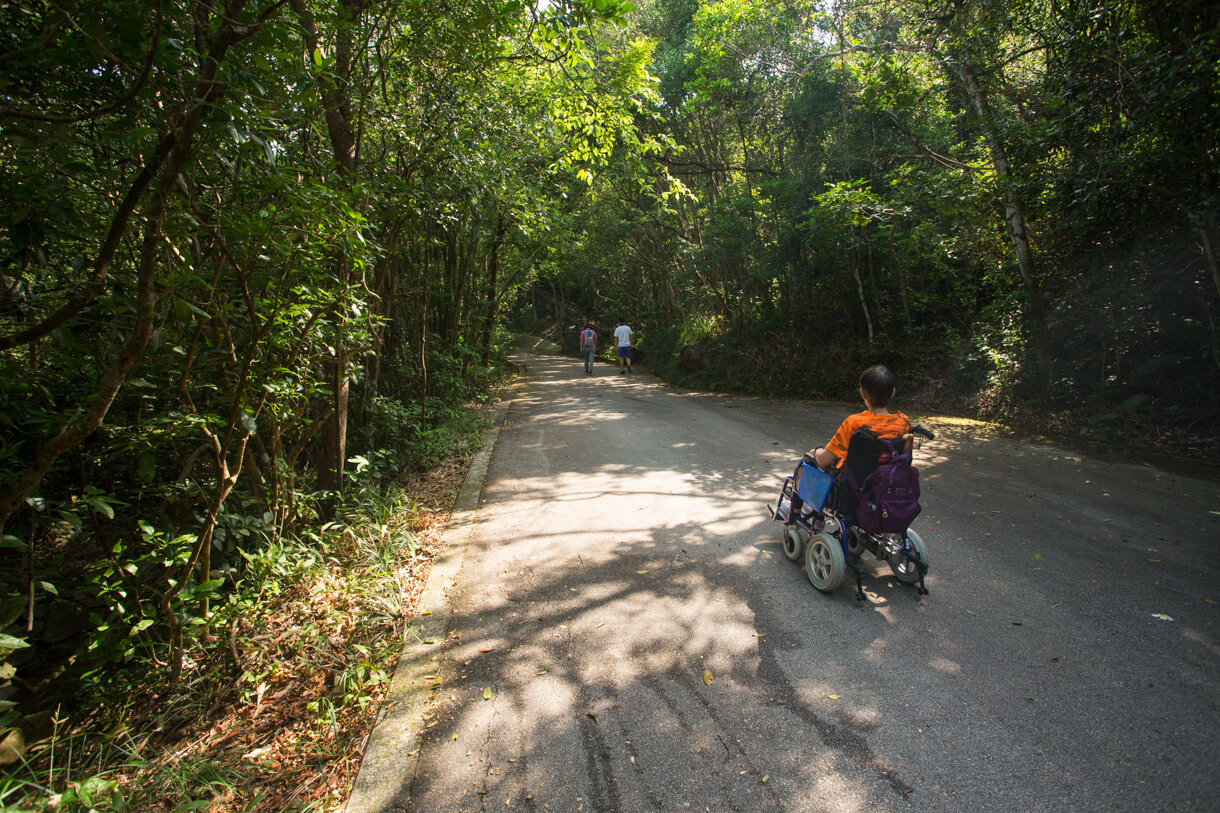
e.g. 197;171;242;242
796;462;835;513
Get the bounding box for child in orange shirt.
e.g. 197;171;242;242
811;365;912;470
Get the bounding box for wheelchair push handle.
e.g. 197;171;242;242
900;424;934;452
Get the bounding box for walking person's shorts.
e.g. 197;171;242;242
618;346;631;358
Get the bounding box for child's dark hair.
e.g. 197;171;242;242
860;364;896;408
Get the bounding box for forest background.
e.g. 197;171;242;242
1;0;1217;809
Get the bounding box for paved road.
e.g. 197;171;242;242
400;353;1219;812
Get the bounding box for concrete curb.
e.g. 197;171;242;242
345;393;516;813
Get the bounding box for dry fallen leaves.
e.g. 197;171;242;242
91;450;484;812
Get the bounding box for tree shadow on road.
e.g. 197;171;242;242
382;511;946;813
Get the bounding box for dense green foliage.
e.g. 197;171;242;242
0;0;651;790
1;0;1217;806
527;0;1219;445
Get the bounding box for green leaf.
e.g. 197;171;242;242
76;775;120;806
0;534;27;550
86;496;115;519
196;578;225;595
0;633;30;651
174;298;211;321
39;581;57;595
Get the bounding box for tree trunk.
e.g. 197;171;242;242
293;0;361;514
420;250;430;431
850;250;874;345
480;215;506;366
957;56;1050;390
962;60;1036;291
865;230;882;338
1198;222;1220;304
888;230;914;355
888;230;912;331
316;354;348;507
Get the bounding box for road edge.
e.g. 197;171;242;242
345;388;518;813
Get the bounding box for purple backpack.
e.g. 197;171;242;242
844;430;922;534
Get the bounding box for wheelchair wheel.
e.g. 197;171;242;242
782;526;805;562
889;529;929;584
804;531;846;593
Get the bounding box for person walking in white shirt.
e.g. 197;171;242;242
613;318;633;374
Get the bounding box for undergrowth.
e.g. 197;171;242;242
643;330;1219;464
0;401;497;813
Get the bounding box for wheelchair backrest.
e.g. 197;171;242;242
842;428;890;492
841;427;922;533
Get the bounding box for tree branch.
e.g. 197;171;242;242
883;110;977;171
0;0;164;124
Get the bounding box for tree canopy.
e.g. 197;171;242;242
1;0;1217;803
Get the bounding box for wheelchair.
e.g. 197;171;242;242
767;426;934;601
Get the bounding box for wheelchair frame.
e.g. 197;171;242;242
768;447;930;601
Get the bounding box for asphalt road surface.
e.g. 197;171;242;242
401;353;1219;812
